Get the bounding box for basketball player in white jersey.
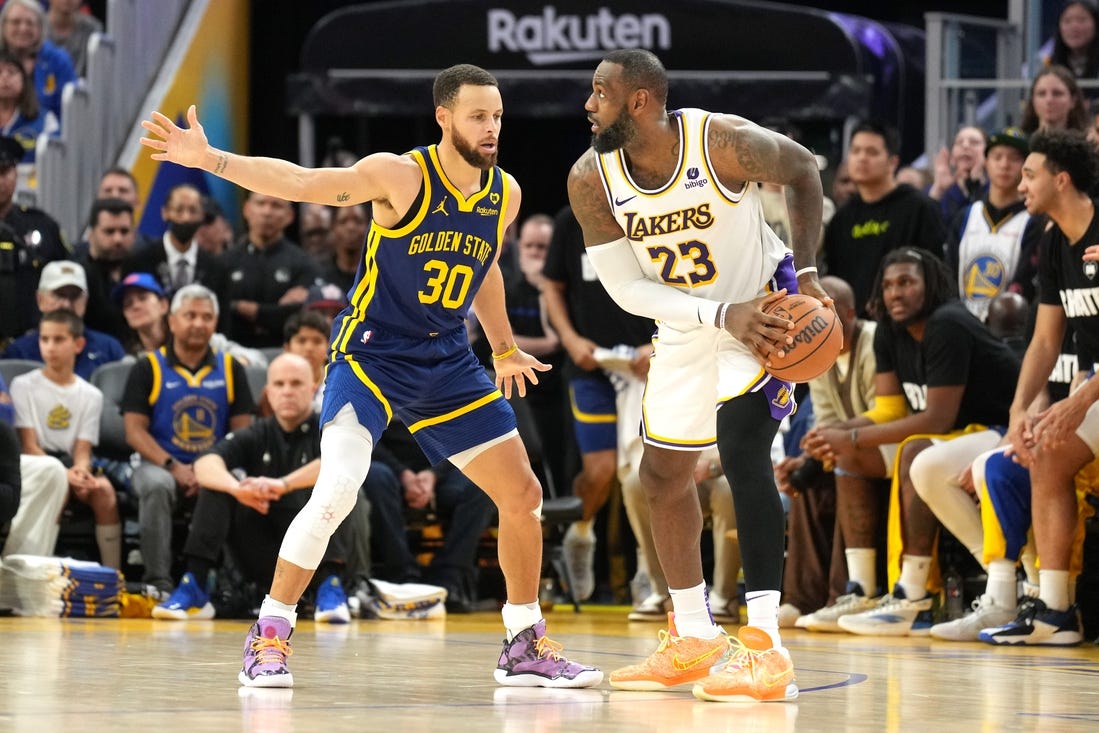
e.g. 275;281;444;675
567;49;828;703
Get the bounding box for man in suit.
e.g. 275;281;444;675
124;183;226;310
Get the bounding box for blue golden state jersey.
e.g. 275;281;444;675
329;145;510;358
146;346;236;463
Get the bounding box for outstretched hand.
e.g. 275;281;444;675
494;349;551;399
140;104;209;169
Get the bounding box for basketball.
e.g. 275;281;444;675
761;293;842;382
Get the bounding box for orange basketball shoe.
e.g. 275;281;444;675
609;613;730;691
692;626;798;703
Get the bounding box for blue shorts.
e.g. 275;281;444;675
569;373;618;454
319;325;516;465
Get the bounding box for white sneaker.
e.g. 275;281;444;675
837;585;935;636
626;592;670;621
797;583;877;632
709;593;740;625
777;603;802;629
929;595;1016;642
562;524;596;601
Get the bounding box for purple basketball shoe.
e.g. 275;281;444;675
494;619;603;688
239;616;294;688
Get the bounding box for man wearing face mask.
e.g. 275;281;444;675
124;183;226;307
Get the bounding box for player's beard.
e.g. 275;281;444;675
592;106;636;153
452;128;497;169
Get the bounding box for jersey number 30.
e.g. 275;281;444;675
419;259;474;308
647;240;717;286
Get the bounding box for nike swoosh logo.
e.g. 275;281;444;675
615;195;637;206
672;644;724;671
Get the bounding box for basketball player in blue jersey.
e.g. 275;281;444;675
140;64;601;690
567;49;828;703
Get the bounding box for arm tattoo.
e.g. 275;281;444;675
336;192;350;202
732;128;766;180
567;153;622;244
214;154;228;175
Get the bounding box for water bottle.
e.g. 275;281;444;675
944;570;964;620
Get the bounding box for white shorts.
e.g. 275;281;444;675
641;322;795;450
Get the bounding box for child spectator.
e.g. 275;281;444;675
10;309;120;567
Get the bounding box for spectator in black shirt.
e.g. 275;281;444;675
151;354;360;622
220;191;321;348
823;121;946;316
320;202;368;296
76;197;136;341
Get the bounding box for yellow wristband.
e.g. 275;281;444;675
492;344;519;360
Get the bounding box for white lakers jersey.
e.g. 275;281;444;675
957;200;1030;322
596;108;790;329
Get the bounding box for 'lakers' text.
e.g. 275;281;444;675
408;230;494;266
623;204;714;241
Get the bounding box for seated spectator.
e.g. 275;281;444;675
121;284;255;593
0;0;76;123
0;370;67;560
302;282;347;329
152;354;358;623
0;50;54;163
321;203;368;294
77;197;137;340
4;260;125;379
946;128;1042;321
367;419;496;613
1046;1;1099;81
10;309;119;567
927;125;987;228
45;0;101;77
799;249;1019;636
195;195;233;257
124;183;227;303
220;191;321;348
1021;65;1091;136
281;309;330;412
112;271;267;367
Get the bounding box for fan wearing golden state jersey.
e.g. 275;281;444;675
568;49;826;701
945;127;1042;323
140;64;603;690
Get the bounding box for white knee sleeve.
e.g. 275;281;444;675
279;405;373;569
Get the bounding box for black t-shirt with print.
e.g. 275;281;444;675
824;183;947;317
1039;204;1099;371
873;301;1020;429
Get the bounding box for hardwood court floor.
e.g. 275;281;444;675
3;605;1099;733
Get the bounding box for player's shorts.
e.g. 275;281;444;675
319;325;516;465
641;254;798;450
569;373;617;454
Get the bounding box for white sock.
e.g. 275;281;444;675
94;523;122;570
1038;569;1071;612
259;595;298;627
502;601;543;641
845;547;877;595
571;520;594;538
898;555;932;601
745;590;782;648
669;582;720;639
986;559;1017;610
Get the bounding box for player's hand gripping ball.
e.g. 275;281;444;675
762;294;842;382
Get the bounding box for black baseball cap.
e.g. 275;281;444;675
0;136;23;168
986;127;1029;157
